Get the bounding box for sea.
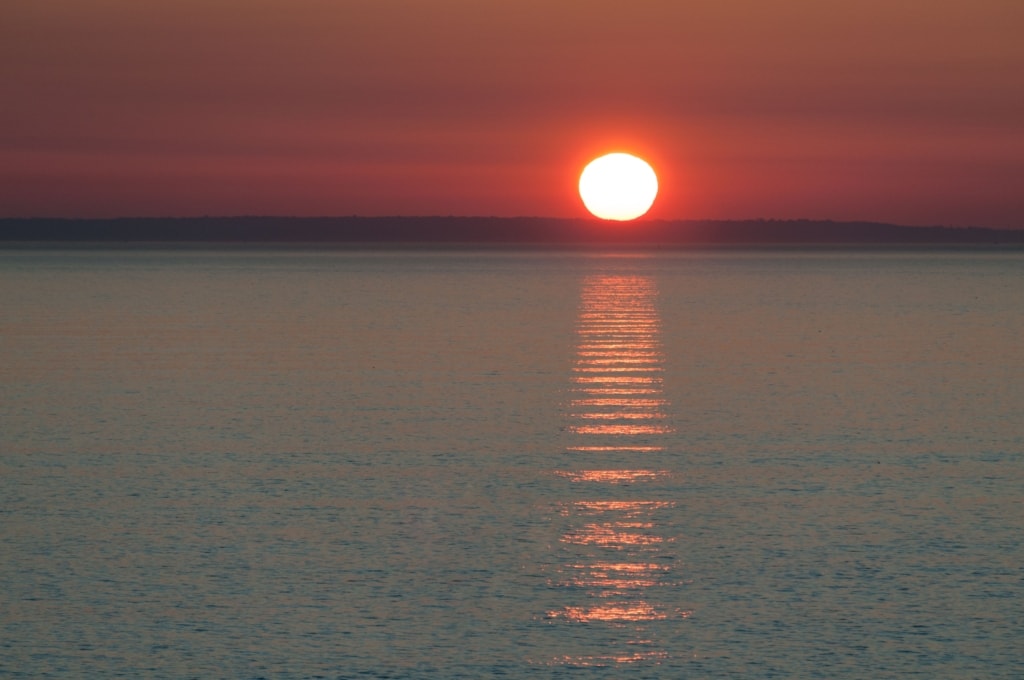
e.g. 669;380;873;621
1;247;1022;678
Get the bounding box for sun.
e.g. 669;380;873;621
579;153;659;221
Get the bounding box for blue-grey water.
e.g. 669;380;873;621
1;248;1022;678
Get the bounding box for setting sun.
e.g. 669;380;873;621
579;153;659;221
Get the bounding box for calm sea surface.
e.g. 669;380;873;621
1;248;1022;678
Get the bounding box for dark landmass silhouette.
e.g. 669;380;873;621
2;216;1022;246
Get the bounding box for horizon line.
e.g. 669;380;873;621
2;215;1020;231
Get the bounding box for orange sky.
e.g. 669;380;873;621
2;0;1022;226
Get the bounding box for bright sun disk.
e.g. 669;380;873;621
579;153;658;221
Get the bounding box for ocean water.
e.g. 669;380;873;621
1;247;1022;678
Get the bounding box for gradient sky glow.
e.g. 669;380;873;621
2;0;1022;226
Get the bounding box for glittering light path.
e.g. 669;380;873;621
545;272;690;667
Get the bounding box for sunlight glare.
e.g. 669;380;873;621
579;153;659;221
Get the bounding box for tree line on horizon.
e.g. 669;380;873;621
1;216;1021;245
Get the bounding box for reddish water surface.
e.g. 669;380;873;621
2;248;1022;677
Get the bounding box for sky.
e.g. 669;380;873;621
2;0;1022;227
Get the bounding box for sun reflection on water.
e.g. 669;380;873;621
574;412;667;420
549;602;669;622
571;398;667;407
569;424;674;435
545;271;688;668
577;387;662;395
554;469;668;484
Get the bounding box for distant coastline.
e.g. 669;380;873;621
2;216;1022;246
